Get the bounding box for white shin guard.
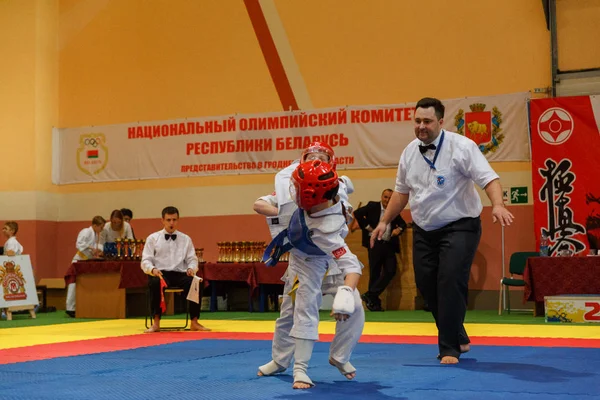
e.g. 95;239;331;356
329;357;356;378
293;338;315;387
258;360;286;376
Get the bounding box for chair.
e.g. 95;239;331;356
145;287;189;330
498;251;539;315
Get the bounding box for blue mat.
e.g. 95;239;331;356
0;340;599;399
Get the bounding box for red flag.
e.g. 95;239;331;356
160;278;168;313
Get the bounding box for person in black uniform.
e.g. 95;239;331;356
354;189;406;311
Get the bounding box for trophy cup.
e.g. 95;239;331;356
133;239;141;260
252;241;259;262
195;248;205;263
123;239;130;259
116;238;123;260
249;241;257;262
217;242;222;262
239;241;247;263
128;239;134;259
224;241;232;263
231;241;238;263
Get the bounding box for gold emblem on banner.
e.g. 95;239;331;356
454;103;504;155
76;133;109;176
0;260;27;301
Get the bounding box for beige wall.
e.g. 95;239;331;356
557;0;600;71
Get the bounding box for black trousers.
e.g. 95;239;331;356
148;271;200;319
366;240;398;299
413;217;481;358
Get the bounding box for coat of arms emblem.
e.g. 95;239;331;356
76;133;109;176
0;260;27;301
454;103;504;154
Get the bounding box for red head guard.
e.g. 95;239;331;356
301;141;336;170
291;160;339;210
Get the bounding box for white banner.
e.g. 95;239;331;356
53;92;530;184
0;256;39;308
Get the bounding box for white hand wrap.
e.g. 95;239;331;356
332;285;355;315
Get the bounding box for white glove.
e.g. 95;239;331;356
332;285;355;315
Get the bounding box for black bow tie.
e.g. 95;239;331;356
165;234;177;241
419;143;436;154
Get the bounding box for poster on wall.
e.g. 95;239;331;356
52;92;531;184
529;95;600;256
0;255;40;309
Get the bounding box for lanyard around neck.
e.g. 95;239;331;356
421;130;445;170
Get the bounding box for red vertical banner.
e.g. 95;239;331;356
530;96;600;256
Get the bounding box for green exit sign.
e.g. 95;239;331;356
510;187;528;204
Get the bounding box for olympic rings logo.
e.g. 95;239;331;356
84;137;103;147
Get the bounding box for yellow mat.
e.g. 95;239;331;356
2;319;599;351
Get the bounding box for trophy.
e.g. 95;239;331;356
115;238;123;259
240;241;248;263
133;239;141;259
128;239;135;259
231;241;239;263
249;241;257;262
252;242;263;262
123;239;130;259
224;241;232;262
195;248;205;263
216;242;222;262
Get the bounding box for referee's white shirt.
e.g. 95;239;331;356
395;130;499;231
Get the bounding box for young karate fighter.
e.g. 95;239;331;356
259;159;364;389
254;143;362;384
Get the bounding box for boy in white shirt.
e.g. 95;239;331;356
65;216;106;317
141;206;210;333
2;221;23;256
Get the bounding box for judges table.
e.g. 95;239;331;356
65;260;147;319
65;260;288;318
523;256;600;316
203;262;288;312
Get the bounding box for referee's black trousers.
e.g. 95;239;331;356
412;217;481;359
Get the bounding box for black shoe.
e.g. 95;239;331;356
65;311;75;318
360;293;374;308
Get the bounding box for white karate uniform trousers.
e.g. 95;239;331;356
270;252;365;368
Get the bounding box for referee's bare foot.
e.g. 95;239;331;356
460;344;470;354
144;324;160;333
440;356;459;364
190;320;211;331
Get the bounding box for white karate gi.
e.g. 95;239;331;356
3;236;23;255
66;226;104;312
